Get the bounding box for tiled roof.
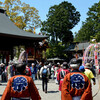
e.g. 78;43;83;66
65;42;90;51
0;9;48;40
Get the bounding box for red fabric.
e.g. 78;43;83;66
6;66;8;70
59;80;63;91
57;68;62;73
57;69;70;91
1;75;41;100
26;66;32;76
61;72;92;100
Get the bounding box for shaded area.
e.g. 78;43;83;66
0;84;7;86
0;94;2;96
47;90;59;93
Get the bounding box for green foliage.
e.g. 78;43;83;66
0;1;3;8
91;32;100;42
46;42;66;59
75;1;100;42
41;1;80;44
1;0;41;31
74;21;95;42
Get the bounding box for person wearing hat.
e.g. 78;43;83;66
57;62;70;91
30;63;36;81
79;65;85;73
84;63;96;85
61;58;92;100
7;61;12;81
79;64;96;85
1;63;41;100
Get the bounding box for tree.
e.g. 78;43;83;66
74;20;95;42
41;1;80;44
0;0;41;31
75;1;100;42
46;42;66;58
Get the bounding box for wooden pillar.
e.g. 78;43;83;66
34;42;36;59
6;54;9;65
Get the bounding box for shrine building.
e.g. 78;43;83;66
0;9;48;65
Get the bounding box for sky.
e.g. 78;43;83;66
1;0;100;34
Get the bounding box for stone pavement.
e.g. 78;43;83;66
0;77;100;100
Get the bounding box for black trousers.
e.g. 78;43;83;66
42;77;48;92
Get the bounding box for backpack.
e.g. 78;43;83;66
42;68;48;77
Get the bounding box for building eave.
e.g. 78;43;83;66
0;9;48;41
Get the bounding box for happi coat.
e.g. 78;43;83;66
1;75;41;100
61;71;92;100
57;69;70;91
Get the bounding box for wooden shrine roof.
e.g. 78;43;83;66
0;9;48;41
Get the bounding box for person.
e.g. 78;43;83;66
90;60;96;77
61;58;92;100
40;62;50;93
79;64;96;85
30;63;36;81
10;62;15;77
84;63;96;85
48;63;52;79
0;63;4;84
54;64;59;84
57;62;70;91
36;62;42;80
1;63;41;100
51;63;55;80
1;63;7;82
79;65;85;74
7;61;12;81
25;65;32;77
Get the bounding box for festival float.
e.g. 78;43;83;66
82;42;100;74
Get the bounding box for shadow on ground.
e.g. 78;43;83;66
47;90;59;93
0;94;2;97
0;84;7;86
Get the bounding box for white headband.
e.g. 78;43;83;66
70;64;79;69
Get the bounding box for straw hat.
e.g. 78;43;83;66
85;63;91;69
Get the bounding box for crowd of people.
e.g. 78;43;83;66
0;58;97;100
